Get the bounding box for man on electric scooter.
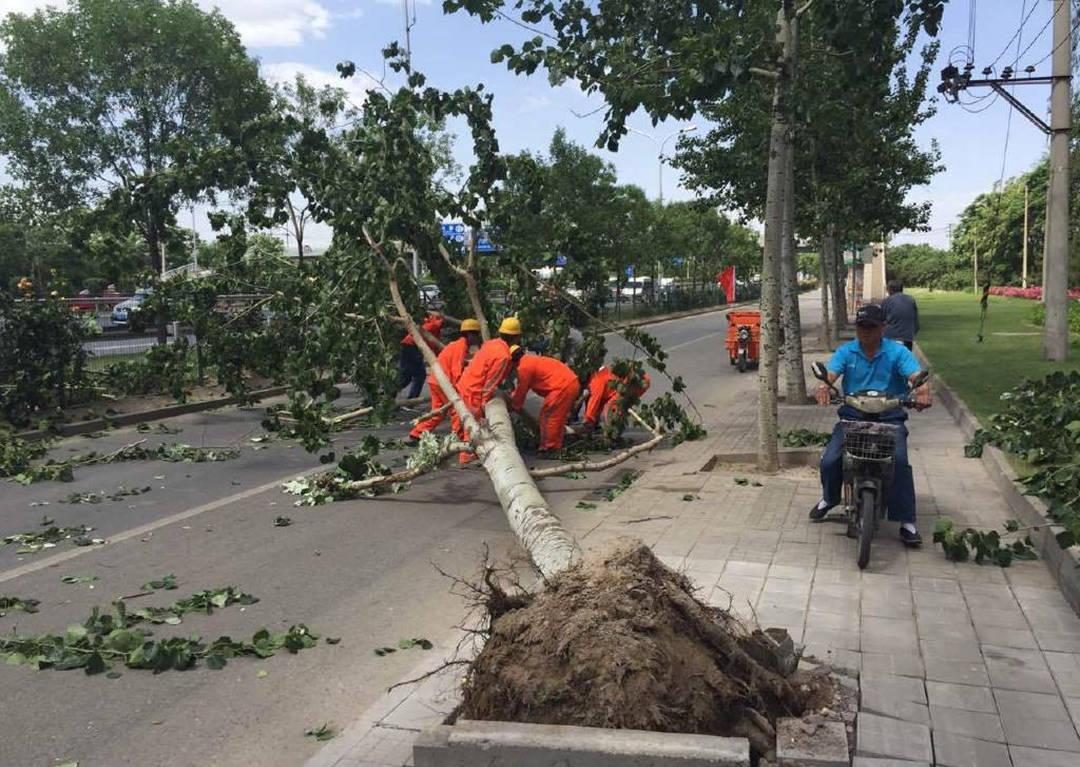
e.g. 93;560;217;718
809;304;932;546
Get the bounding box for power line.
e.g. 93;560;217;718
985;1;1040;72
1028;14;1080;69
967;0;978;58
1013;4;1060;65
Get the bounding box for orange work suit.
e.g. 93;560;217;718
409;336;471;439
454;338;515;461
510;355;581;451
583;367;652;426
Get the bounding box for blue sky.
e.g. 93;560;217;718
0;1;1065;251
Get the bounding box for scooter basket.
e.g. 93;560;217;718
841;421;898;463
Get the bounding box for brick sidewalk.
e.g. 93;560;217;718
306;299;1080;767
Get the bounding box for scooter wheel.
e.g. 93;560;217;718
846;520;858;539
737;356;747;373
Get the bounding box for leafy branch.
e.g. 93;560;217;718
933;519;1038;567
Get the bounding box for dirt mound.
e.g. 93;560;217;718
459;543;822;760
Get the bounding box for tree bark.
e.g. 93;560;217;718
818;236;833;351
757;3;794;473
831;235;847;338
779;16;808;406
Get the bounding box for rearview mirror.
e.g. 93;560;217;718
811;361;829;382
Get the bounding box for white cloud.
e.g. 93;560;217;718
0;1;334;48
262;60;379;108
200;1;330;47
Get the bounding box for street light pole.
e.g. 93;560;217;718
627;125;698;205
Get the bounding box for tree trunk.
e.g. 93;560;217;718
831;237;847;338
779;23;807;407
758;3;793;473
818;237;833;351
145;225;168;346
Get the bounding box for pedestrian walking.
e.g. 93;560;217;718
881;280;919;350
399;311;444;399
510;354;580;453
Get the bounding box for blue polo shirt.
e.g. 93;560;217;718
827;339;921;396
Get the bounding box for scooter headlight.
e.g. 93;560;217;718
738;327;751;341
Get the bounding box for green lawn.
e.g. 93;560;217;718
913;290;1080;421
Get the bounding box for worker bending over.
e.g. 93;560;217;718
510;353;580;453
409;318;482;442
583;365;652;430
454;317;524;464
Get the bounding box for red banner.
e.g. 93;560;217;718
717;266;736;303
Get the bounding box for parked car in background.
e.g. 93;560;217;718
111;288;153;326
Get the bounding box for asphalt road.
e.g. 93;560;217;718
0;305;755;767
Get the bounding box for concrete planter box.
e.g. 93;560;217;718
414;720;750;767
914;344;1080;614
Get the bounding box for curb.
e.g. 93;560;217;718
602;299;757;332
17;385;290;442
913;344;1080;613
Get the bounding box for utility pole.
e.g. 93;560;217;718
1044;0;1071;360
938;0;1071;358
1022;182;1029;289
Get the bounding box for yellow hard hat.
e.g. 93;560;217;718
498;317;522;335
460;318;481;332
509;344;524;358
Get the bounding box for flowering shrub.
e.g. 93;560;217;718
989;286;1080;300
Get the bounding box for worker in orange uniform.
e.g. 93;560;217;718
399;311;444;399
454;317;525;464
408;318;482;442
510;353;580;453
582;365;652;430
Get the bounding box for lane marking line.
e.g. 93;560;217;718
0;467;322;584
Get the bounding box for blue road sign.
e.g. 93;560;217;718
673;257;685;267
626;266;634;277
440;222;467;244
555;255;568;267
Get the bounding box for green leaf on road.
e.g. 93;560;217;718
575;501;598;510
304;723;337;741
141;574;178;591
274;516;293;527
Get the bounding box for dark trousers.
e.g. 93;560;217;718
820;406;916;524
398;345;426;399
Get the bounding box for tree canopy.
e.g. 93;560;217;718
0;0;273;274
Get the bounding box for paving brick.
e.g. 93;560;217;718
860;687;929;726
929;705;1005;742
852;760;929;767
776;718;848;766
855;712;932;763
919;639;983;663
1008;746;1080;766
860;652;924;679
982;644;1056;692
923;657;990;687
1033;628;1080;654
769;564;814;581
972;623;1039;649
925;681;997;714
995;688;1080;752
994;689;1073;722
1045;652;1080;697
932;731;1011;767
